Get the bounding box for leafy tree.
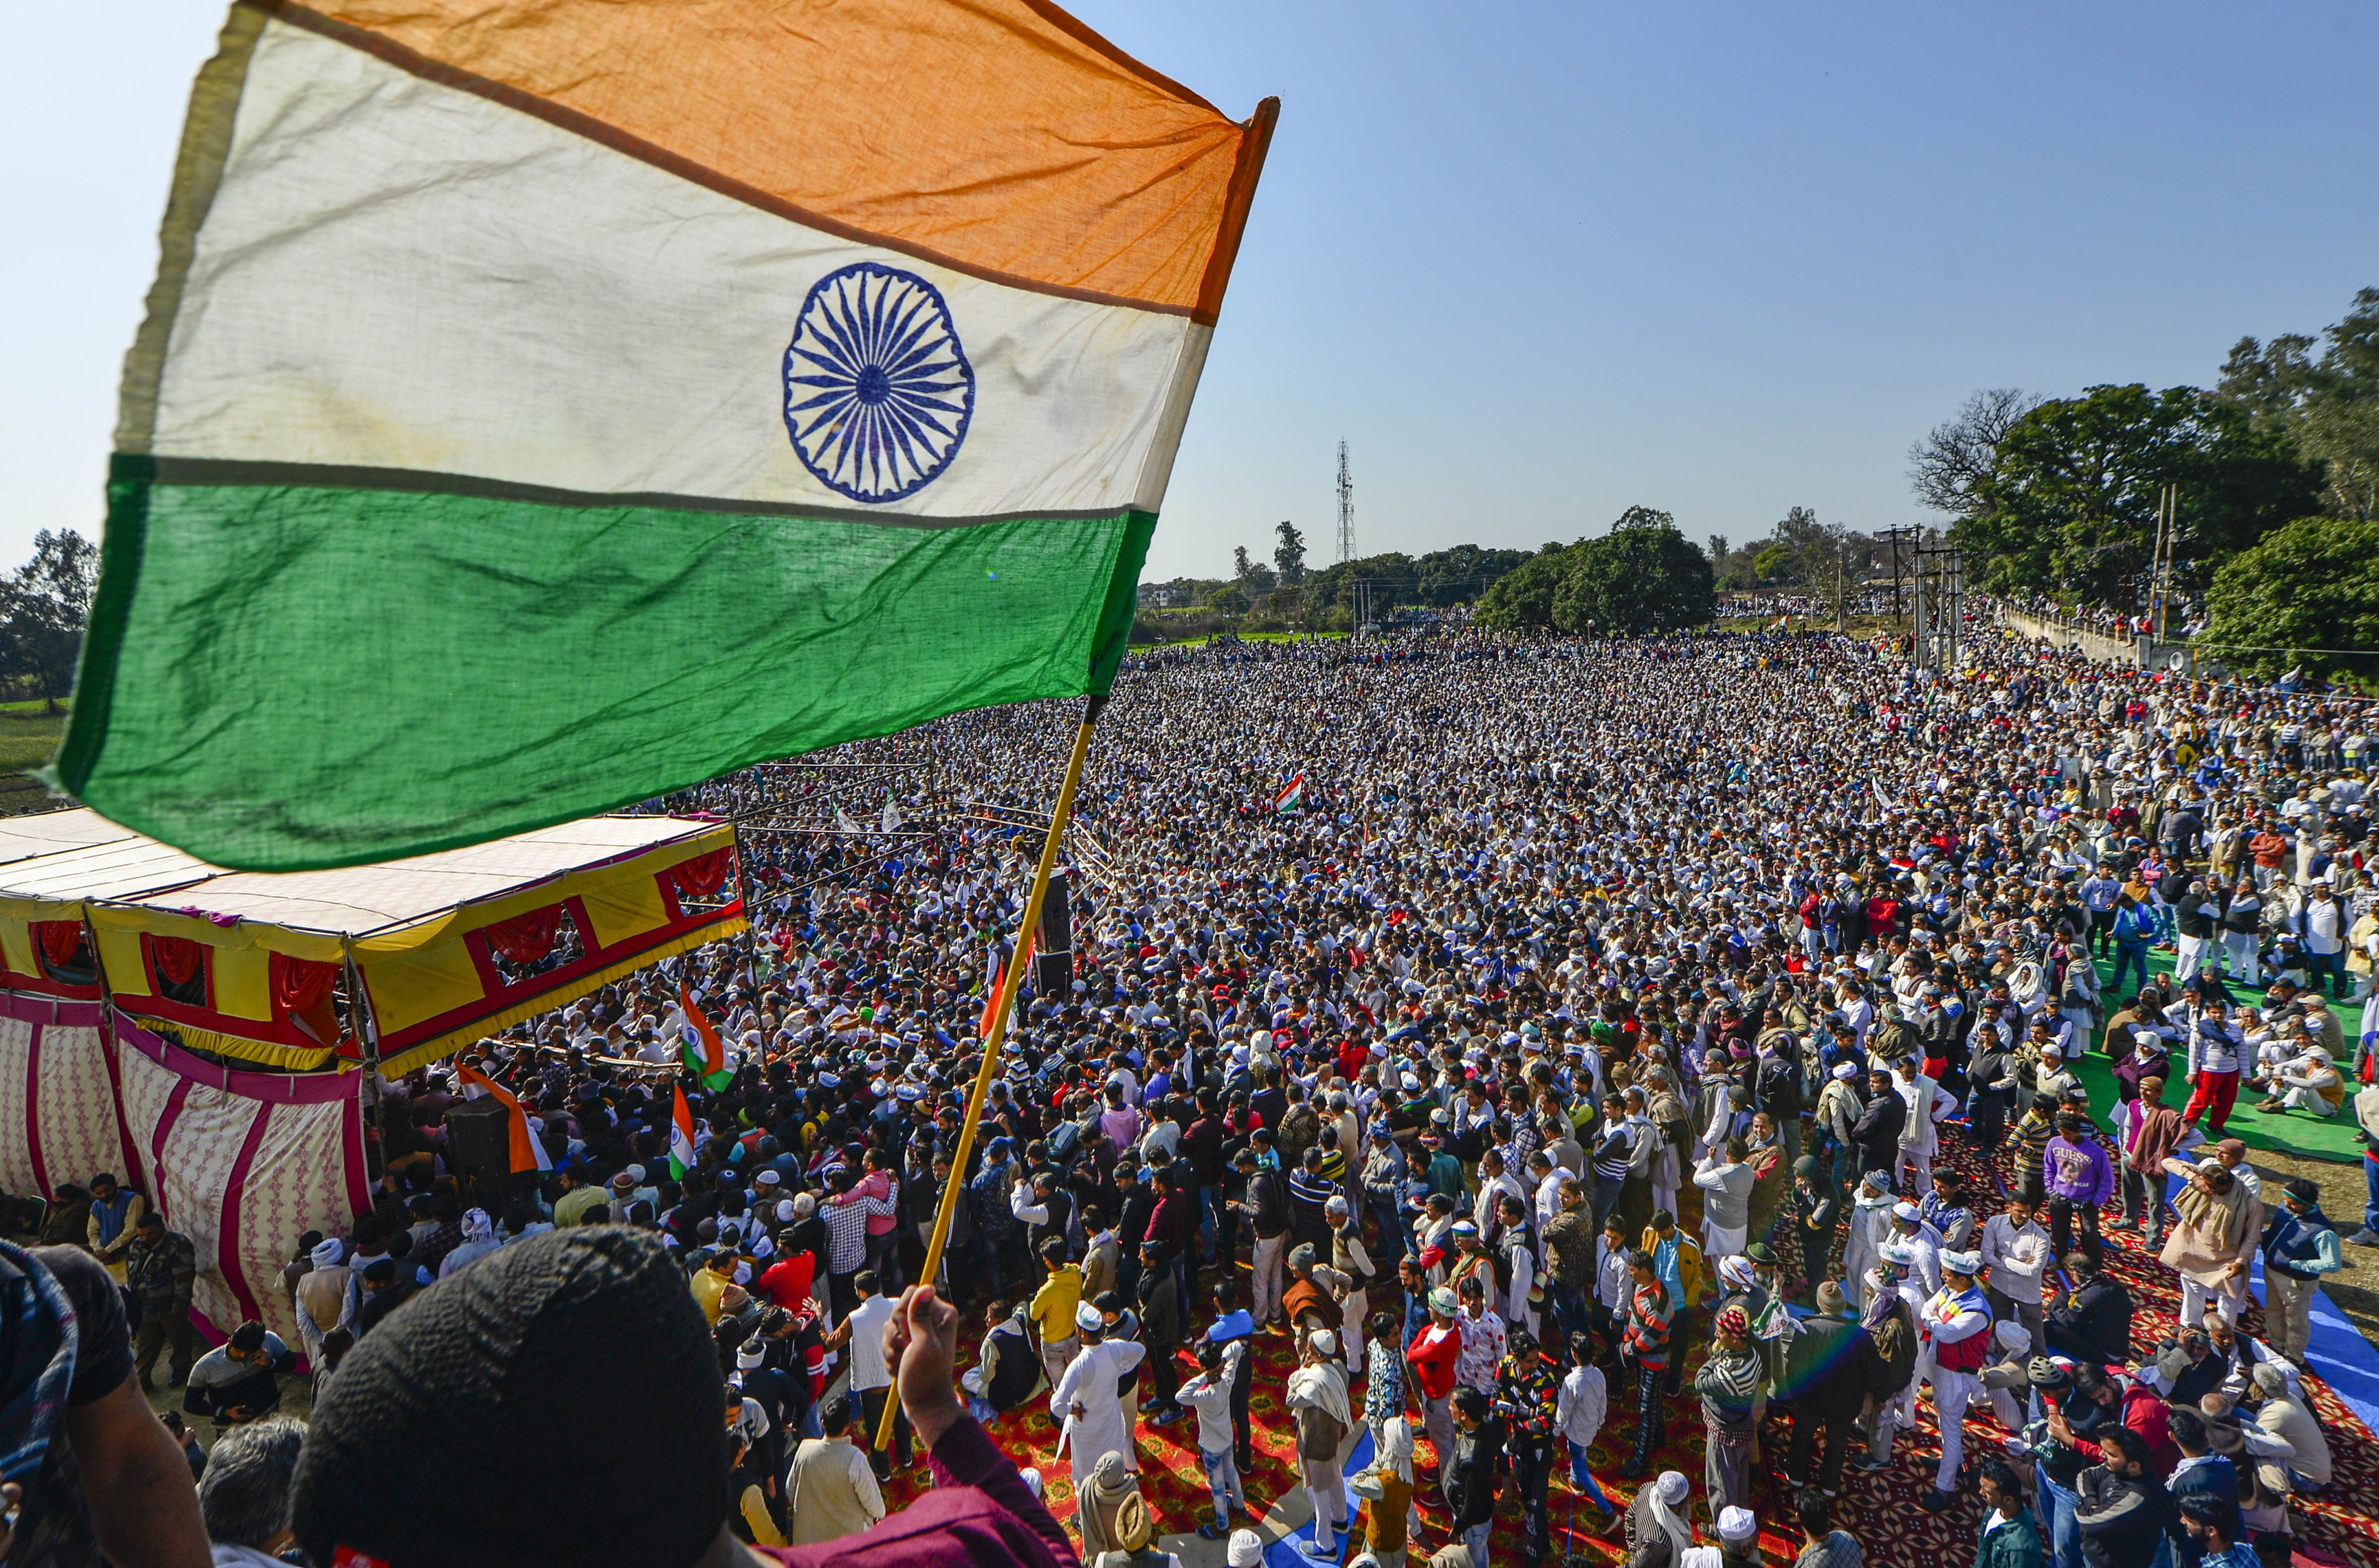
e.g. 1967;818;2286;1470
2198;516;2379;688
1706;534;1730;565
2217;287;2379;520
1908;388;2043;517
1272;521;1306;586
1232;545;1275;594
1956;384;2321;600
1473;542;1575;630
0;529;96;713
1202;581;1250;614
1412;543;1529;606
1753;543;1794;584
1551;519;1714;633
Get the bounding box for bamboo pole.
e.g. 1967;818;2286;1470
873;693;1104;1451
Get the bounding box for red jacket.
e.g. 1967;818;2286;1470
1407;1321;1461;1400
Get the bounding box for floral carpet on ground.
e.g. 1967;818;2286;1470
883;1128;2379;1568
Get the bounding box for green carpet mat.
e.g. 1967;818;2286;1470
2078;945;2366;1163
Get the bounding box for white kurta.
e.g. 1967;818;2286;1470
1052;1337;1147;1486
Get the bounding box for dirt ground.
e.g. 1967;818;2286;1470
2244;1147;2379;1354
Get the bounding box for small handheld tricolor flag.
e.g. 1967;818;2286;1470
678;984;734;1091
1273;774;1306;813
669;1084;698;1179
454;1064;553;1173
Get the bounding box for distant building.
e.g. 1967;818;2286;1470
1136;580;1193;609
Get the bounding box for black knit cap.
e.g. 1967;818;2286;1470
291;1226;728;1568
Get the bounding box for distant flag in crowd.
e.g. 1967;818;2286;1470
1274;774;1306;812
980;931;1037;1037
678;983;734;1091
669;1084;698;1179
57;0;1278;871
454;1064;553;1173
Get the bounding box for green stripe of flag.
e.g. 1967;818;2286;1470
57;462;1151;869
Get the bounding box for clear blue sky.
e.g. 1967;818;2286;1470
5;1;2374;584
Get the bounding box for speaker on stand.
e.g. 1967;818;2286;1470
444;1096;522;1214
1034;866;1074;1000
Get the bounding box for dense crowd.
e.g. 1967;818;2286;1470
13;622;2379;1568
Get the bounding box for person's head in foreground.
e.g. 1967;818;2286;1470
291;1226;1018;1568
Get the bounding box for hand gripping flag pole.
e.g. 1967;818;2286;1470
875;692;1103;1452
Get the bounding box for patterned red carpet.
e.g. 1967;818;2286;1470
886;1134;2379;1568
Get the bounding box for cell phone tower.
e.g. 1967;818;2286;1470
1335;440;1356;565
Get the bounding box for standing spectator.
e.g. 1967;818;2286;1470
784;1396;885;1545
1781;1283;1869;1499
1554;1330;1618;1530
2041;1114;2114;1266
125;1211;197;1392
1447;1387;1504;1568
2257;1177;2343;1364
1980;1195;2050;1356
1696;1304;1762;1517
1792;1490;1863;1568
1405;1287;1463;1500
2158;1158;2261;1331
1615;1250;1672;1480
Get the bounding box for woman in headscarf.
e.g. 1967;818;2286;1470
2158;1155;2262;1330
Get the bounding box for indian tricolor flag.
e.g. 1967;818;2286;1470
58;0;1277;871
669;1084;698;1180
678;983;734;1091
455;1063;554;1173
1273;774;1306;812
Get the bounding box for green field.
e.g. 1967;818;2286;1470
0;702;64;815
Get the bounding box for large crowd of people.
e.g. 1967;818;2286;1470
10;619;2379;1568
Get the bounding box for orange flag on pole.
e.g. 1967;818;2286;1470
454;1063;553;1172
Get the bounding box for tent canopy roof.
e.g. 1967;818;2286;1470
0;808;727;939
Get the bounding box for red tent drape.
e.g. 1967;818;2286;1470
150;936;204;985
670;849;733;898
270;952;339;1014
484;904;564;966
33;921;83;966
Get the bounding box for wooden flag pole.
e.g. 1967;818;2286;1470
874;693;1103;1452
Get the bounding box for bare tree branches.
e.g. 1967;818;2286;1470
1906;387;2043;516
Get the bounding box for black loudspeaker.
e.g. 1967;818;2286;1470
1035;867;1074;997
443;1097;514;1202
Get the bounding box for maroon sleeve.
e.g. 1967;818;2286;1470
925;1415;1080;1568
756;1415;1077;1568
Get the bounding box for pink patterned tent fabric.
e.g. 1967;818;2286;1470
0;990;366;1354
0;994;131;1203
111;1015;367;1351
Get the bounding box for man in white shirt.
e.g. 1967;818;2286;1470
1052;1301;1146;1494
1979;1195;2050;1355
834;1271;902;1479
1554;1335;1620;1527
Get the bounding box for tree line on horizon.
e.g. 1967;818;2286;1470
1914;284;2379;685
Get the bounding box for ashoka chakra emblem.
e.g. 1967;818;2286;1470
783;261;975;503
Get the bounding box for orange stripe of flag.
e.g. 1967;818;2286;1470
274;0;1273;320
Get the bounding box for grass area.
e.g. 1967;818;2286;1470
2083;945;2365;1163
0;709;62;774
